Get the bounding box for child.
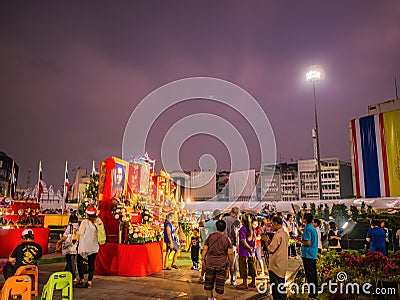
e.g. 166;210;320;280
189;228;201;270
56;213;79;282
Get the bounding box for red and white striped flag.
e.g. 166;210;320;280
9;160;16;199
64;161;70;195
37;161;43;200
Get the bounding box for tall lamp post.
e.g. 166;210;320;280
306;68;323;200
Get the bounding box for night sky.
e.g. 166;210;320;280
1;1;399;190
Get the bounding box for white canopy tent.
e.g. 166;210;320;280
183;197;400;213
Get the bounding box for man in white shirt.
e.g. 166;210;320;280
262;216;289;300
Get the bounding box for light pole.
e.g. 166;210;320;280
306;68;323;200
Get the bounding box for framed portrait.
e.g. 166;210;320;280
112;157;128;199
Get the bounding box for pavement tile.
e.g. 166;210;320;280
1;252;301;299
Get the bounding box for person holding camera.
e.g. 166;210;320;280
201;219;234;300
262;216;289;300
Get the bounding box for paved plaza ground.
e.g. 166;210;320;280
1;251;301;299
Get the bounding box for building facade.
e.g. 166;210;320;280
298;158;353;200
0;152;19;197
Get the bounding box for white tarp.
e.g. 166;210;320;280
184;197;400;213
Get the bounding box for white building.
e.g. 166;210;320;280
280;163;299;202
368;98;400;115
298;158;352;200
258;159;352;202
260;165;280;201
182;170;216;202
229;169;256;201
170;171;190;202
71;168;90;202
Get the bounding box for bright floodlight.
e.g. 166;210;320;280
306;69;322;82
342;222;349;230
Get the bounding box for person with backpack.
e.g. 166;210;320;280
328;222;342;252
201;219;234;300
75;205;104;288
56;213;80;282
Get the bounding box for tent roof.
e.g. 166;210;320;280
183;197;400;213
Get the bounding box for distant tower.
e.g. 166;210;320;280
26;168;31;188
312;128;318;160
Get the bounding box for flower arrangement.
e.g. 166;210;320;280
111;198;162;244
141;207;154;224
127;222;163;244
113;203;131;222
178;220;192;236
316;249;400;288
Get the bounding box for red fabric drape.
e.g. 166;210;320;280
0;228;50;257
99;158;119;243
95;242;163;276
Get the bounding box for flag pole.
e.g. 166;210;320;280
37;160;42;202
63;160;68;215
10;160;15;199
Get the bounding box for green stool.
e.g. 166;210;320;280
41;271;73;300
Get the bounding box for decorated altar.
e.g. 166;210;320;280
83;154;182;277
0;198;49;257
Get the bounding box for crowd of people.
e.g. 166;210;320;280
177;207;400;300
2;205;399;299
1;205;104;289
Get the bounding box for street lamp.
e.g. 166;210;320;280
306;67;323;200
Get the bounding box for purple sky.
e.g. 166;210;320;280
1;1;399;190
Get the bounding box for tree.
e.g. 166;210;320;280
302;202;308;213
84;173;99;200
360;201;366;214
350;205;360;221
317;204;323;218
323;204;330;220
331;204;348;227
310;203;316;216
261;202;276;215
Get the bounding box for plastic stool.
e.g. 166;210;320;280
15;265;39;296
41;271;73;300
0;275;31;300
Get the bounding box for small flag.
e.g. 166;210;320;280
38;161;43;200
10;160;16;199
64;161;70;192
